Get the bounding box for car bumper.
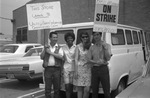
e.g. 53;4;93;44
0;70;35;79
0;64;35;79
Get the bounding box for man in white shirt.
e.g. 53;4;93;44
40;32;64;98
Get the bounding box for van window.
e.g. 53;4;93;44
138;31;141;44
125;30;133;45
55;30;74;44
111;29;125;45
132;30;139;44
145;32;150;49
76;28;93;45
140;31;145;46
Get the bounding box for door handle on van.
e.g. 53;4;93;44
135;52;138;56
127;49;130;53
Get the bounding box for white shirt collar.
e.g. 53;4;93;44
50;43;58;48
65;44;76;49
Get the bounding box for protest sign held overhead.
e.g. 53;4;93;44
26;1;62;30
94;0;119;33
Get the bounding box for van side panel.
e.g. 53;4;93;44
106;28;145;91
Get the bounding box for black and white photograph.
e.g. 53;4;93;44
0;0;150;98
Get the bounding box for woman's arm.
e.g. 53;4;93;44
74;46;79;74
86;46;97;64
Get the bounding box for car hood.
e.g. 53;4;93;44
116;77;150;98
128;77;150;98
0;53;13;55
0;56;42;65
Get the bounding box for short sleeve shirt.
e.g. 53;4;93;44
62;44;76;71
48;43;64;66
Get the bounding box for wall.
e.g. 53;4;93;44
119;0;150;32
12;0;150;44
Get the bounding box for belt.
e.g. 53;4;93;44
47;66;60;68
93;64;107;68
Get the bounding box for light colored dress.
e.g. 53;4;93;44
74;43;91;86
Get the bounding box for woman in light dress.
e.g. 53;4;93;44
74;32;92;98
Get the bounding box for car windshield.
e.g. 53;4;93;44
146;57;150;77
0;45;18;53
24;48;43;57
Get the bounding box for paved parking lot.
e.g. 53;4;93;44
17;89;106;98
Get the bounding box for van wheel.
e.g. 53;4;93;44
111;80;126;97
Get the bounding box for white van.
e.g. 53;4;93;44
48;22;148;96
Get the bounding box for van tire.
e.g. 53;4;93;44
111;79;126;98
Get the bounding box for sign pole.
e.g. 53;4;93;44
44;29;46;45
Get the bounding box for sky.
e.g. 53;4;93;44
0;0;31;36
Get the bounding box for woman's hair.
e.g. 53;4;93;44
64;32;75;42
80;32;91;50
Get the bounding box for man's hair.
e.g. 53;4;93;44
64;32;75;42
92;32;102;35
49;31;58;38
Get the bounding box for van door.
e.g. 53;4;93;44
140;31;149;62
127;30;144;82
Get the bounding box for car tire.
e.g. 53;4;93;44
17;79;27;82
111;79;126;98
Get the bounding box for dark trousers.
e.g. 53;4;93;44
44;66;61;98
91;65;111;98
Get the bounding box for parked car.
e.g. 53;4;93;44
115;57;150;98
0;43;42;61
0;46;44;81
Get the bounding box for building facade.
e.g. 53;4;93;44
12;0;150;45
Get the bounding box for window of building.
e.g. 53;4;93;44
22;27;28;41
111;29;125;45
16;28;22;42
16;27;28;43
125;29;133;45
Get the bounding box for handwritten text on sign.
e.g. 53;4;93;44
26;1;62;30
94;0;119;33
